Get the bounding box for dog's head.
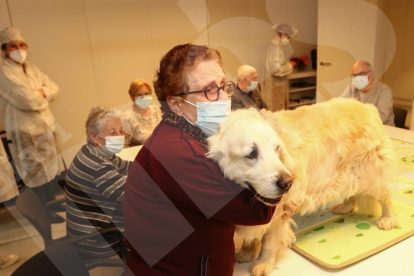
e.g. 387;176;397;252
207;109;295;206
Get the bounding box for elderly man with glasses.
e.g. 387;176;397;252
340;60;395;126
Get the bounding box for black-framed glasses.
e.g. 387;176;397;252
351;71;371;78
176;81;235;101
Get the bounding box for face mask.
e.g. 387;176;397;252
281;38;289;45
9;49;27;64
247;80;258;91
182;99;231;137
135;95;152;109
98;135;125;155
352;75;369;90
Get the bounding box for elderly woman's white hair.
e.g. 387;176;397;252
85;106;122;143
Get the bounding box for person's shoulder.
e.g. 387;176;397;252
150;123;206;158
150;105;162;115
232;88;243;100
78;144;109;165
24;62;42;74
340;84;354;97
376;81;392;91
122;107;135;117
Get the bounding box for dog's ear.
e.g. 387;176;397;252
280;146;295;174
206;134;224;162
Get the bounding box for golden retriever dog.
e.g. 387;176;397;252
207;98;398;276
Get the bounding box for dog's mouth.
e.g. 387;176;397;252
245;182;283;206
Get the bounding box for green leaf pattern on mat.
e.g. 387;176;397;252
356;222;370;230
355;233;364;237
313;226;325;231
318;239;327;243
332;255;341;260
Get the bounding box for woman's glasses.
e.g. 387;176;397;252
176;81;235;101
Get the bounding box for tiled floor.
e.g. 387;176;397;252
0;195;124;276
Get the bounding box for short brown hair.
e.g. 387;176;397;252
153;44;223;114
128;79;152;97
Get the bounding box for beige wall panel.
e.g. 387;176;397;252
400;1;414;102
0;0;11;30
206;0;251;81
8;0;99;163
84;0;156;111
149;0;209;74
381;0;407;101
317;0;379;101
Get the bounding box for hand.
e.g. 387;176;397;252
290;61;297;67
37;89;46;98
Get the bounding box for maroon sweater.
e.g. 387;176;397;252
123;115;275;276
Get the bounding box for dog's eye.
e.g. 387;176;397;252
246;145;259;160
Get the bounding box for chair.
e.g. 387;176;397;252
15;187;66;248
15;187;128;259
11;228;125;276
393;106;408;129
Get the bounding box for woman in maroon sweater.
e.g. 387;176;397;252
123;44;275;276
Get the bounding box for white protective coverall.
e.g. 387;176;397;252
0;141;18;203
263;40;294;111
0;58;62;188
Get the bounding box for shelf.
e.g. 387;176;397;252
289;85;316;93
288;99;316;107
289;69;317;79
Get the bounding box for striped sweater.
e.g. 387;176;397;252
64;143;131;258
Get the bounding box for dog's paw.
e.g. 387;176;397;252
331;202;354;215
282;200;300;219
376;216;398;230
235;248;260;263
249;260;275;276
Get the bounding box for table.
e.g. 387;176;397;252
116;145;142;161
234;125;414;276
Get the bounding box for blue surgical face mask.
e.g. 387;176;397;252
135;95;153;109
352;75;369;90
247;80;258;91
97;135;125;155
180;98;231;137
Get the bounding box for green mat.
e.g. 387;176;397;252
292;139;414;269
292;200;414;269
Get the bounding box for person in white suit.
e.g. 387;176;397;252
263;23;298;111
0;26;64;222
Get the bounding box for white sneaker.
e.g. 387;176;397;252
0;254;19;269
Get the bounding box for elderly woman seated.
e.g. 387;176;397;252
122;79;162;146
64;106;131;259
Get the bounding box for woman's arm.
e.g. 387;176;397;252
0;69;48;111
38;69;59;102
149;140;275;226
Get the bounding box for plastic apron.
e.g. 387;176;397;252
0;58;62;188
262;40;294;111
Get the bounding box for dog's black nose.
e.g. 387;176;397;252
275;176;293;192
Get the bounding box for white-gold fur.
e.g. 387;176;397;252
207;98;398;276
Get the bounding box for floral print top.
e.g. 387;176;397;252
121;105;162;146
